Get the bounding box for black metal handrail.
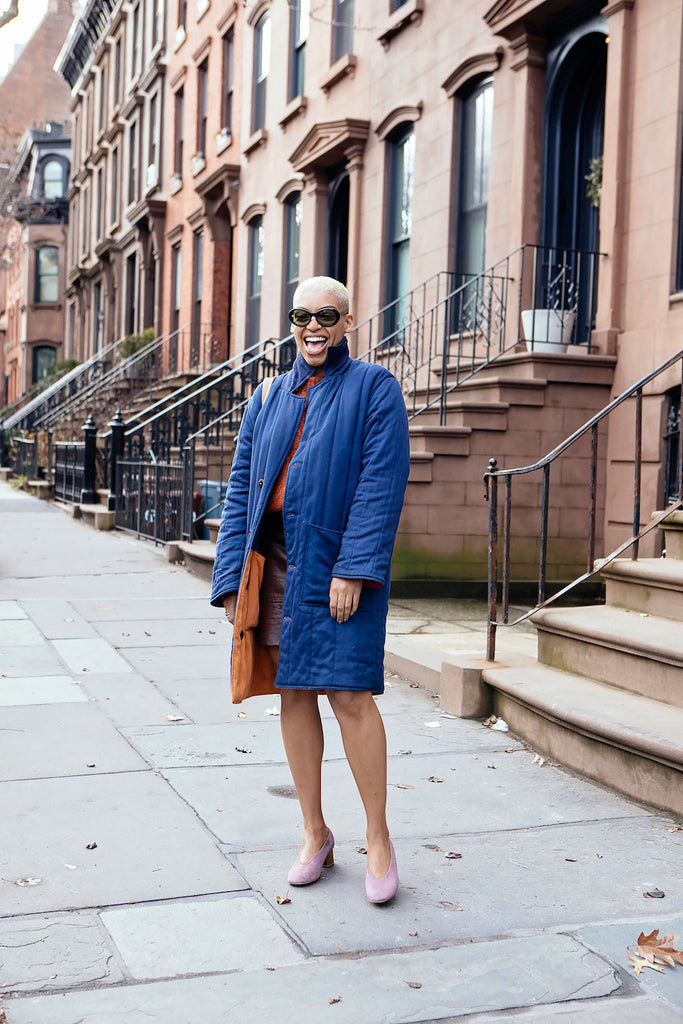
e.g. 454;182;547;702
484;348;683;660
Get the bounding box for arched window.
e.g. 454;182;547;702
247;215;264;347
283;192;301;332
455;76;493;279
385;124;415;338
35;246;59;303
252;13;270;133
42;159;66;199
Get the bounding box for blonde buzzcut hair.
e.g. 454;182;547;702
293;276;350;314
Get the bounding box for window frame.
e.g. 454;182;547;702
174;86;184;177
197;58;209;156
282;192;302;332
34;245;60;304
221;28;234;130
252;12;270;134
332;0;353;62
289;0;309;101
247;215;264;348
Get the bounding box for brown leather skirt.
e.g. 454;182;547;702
257;512;287;646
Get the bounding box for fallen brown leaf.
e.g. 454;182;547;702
643;889;665;899
627;950;664;976
409;930;418;936
445;852;462;860
636;929;683;967
235;746;252;754
394;783;414;790
276;895;291;905
565;858;577;863
328;996;342;1004
424;844;441;852
405;981;422;989
428;776;444;783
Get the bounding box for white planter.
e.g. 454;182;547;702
521;309;575;353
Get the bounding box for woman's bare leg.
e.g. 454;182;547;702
326;690;391;878
278;669;329;863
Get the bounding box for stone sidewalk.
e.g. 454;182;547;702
0;478;682;1024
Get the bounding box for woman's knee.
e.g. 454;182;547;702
326;689;375;721
280;688;319;713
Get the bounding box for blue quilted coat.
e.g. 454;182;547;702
210;339;410;693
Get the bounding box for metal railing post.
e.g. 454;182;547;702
486;458;498;661
108;409;125;511
80;414;98;504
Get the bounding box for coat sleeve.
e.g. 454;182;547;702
210;386;262;606
332;372;409;586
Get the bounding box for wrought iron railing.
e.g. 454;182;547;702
115;457;189;543
53;441;86;503
11;436;38;479
484;349;683;660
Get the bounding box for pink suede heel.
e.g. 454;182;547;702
287;830;335;885
365;841;399;903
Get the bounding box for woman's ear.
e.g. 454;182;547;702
344;312;354;330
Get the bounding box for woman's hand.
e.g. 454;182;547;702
223;593;237;624
329;577;362;623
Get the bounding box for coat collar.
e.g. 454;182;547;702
288;338;351;390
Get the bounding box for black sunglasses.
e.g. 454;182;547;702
288;306;342;328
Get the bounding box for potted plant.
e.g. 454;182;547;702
521;308;575;353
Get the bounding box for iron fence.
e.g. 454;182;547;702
12;437;38;479
115;457;189;543
53;441;85;503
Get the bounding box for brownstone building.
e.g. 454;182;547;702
0;0;74;405
56;0;167;363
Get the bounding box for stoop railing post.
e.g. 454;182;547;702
81;414;98;504
108;409;125;511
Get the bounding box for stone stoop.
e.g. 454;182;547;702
169;539;216;582
477;553;683;816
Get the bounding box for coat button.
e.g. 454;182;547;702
258;479;264;488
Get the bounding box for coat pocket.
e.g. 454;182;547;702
301;523;344;606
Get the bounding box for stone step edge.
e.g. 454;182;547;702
532;605;683;665
483;662;683;769
600;557;683;589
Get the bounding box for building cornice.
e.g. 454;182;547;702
55;0;122;92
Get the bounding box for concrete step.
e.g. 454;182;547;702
205;518;221;543
173;539;215;581
533;604;683;708
601;557;683;619
409;424;471;456
415;374;548;409
483;659;683;816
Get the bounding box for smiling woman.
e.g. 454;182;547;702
211;275;410;904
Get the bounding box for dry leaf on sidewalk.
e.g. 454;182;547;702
635;929;683;966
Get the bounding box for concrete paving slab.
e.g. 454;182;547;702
0;602;28;619
126;721;303;768
0;496;50;512
467;996;683;1023
94;617;231;648
100;895;304;979
51;638;133;675
164;748;651;852
20;599;98;640
578;916;683;1013
123;643;229;680
76;671;183;727
0;620;46;646
238;820;683;955
0;645;68;677
0;912;124;993
1;932;618;1024
1;569;205;601
0;703;148;781
0;772;248;915
70;595;214;620
0;676;87;707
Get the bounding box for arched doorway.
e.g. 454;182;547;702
541;26;607;345
326;166;349;284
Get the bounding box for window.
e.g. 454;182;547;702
98;60;108;132
113;36;122;105
73;113;81;173
332;0;353;62
131;2;142;80
68;303;76;358
197;58;208;155
93;280;103;350
35;246;59;303
252;13;270;133
455;77;493;279
152;0;162;48
391;0;409;8
221;28;234;129
96;166;104;240
111;145;119;224
178;0;187;30
191;230;204;364
126;253;137;336
81;183;90;255
42;159;65;199
283;193;301;332
385;126;415;336
247;215;264;347
170;242;181;335
128;118;139;205
174;87;184;175
289;0;309;100
148;92;159;182
84;90;93;155
70;194;79;264
32;346;56;383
